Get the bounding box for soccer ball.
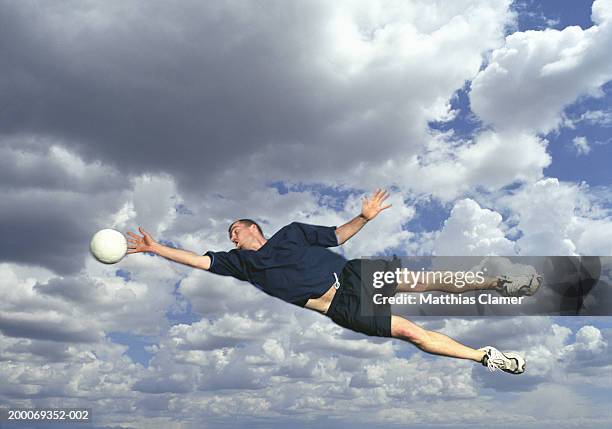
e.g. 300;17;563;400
90;229;127;264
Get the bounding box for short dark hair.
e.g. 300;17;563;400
228;219;264;237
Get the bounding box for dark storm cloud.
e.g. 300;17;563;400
1;337;73;362
0;0;452;193
0;188;124;274
0;312;101;342
34;276;97;303
0;0;341;189
0;139;125;193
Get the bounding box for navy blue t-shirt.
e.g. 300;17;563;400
205;222;347;306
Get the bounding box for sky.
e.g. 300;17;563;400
0;0;611;428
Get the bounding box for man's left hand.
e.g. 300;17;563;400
361;188;392;221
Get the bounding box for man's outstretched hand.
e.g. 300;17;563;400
126;227;210;269
361;188;392;221
126;227;158;254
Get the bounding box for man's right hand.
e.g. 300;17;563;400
126;227;158;254
125;226;211;270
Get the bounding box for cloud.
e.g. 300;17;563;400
401;130;551;201
170;315;274;351
433;316;610;393
434;198;516;256
499;178;612;256
470;0;612;133
0;310;101;343
572;136;592;155
0;258;177;341
0;0;514;194
561;325;608;361
568;109;612;127
0;184;124;275
0;332;144;407
395;0;612;201
501;179;582;256
574;218;612;255
0;137;124;193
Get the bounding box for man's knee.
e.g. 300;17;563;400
391;316;428;345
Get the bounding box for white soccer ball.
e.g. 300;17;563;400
90;228;127;264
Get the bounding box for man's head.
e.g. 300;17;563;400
228;219;265;250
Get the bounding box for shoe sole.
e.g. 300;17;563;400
505;353;526;374
512;275;543;297
480;347;526;374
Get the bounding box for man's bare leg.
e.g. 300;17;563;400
395;276;500;294
391;315;485;362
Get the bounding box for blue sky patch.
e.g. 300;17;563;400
107;332;156;368
115;269;131;282
545;82;612;186
404;197;450;233
166;280;201;325
428;84;484;140
512;0;594;31
268;181;362;212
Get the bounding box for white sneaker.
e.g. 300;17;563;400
497;274;543;297
480;346;525;375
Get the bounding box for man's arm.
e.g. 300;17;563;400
335;188;391;245
126;227;211;270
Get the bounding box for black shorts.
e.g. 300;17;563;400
326;258;400;337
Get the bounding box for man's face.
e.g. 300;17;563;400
229;221;260;250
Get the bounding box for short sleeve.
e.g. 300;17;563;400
204;250;249;281
290;222;339;247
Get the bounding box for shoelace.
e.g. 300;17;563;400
485;348;510;372
499;275;534;295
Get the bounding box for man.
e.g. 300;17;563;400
127;189;541;374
